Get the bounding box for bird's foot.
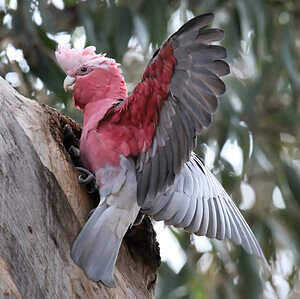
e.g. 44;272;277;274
63;125;100;201
69;145;80;159
76;167;98;194
63;124;81;166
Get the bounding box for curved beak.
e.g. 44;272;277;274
63;75;76;92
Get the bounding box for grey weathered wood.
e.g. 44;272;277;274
0;77;160;299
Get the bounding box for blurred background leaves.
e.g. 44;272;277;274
1;0;300;298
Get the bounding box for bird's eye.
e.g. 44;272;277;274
79;66;89;74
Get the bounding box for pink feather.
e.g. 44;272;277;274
55;44;116;76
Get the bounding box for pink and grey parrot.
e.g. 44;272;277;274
56;13;266;287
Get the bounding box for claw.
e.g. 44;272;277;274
63;124;79;148
69;145;80;159
75;167;99;195
87;183;97;194
63;124;81;166
76;167;95;184
133;212;145;226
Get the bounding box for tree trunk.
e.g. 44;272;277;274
0;77;160;299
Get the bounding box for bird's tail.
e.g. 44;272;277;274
71;201;138;287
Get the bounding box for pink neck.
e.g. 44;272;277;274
82;98;116;126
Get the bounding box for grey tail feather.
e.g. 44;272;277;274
71;202;124;288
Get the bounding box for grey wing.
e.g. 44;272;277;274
136;13;230;204
141;154;266;261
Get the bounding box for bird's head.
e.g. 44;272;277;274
55;44;127;110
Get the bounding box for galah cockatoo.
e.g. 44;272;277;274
56;13;266;287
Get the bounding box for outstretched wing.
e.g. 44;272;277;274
142;154;266;262
107;13;229;204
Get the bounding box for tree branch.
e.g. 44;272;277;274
0;77;160;298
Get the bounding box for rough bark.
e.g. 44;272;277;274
0;77;160;299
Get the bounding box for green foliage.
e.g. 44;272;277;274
1;0;300;298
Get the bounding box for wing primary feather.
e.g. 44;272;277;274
137;162;152;205
189;75;216;97
223;199;253;254
185;196;202;233
198;196;209;235
182;164;194;198
174;45;227;61
171;13;214;39
175;104;195;141
170;70;188;98
197;60;230;76
175;163;199;227
143;193;169;216
214;196;226;240
156;126;166;146
173;103;190;160
184;80;218;113
136;152;146;172
196;28;225;43
154;193;179;222
192;68;226;95
165;192;191;225
177;191;197;227
179;95;208;131
201;162;217;237
218;195;241;245
185;165;203;233
168;114;182;174
224;198;264;257
227;202;266;260
157;146;168;192
204;167;234;240
165;141;175;185
206;198;218;238
172;114;188;166
175;168;185;193
148;151;160;198
218;196;232;239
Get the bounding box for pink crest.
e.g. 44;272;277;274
55;44;116;76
